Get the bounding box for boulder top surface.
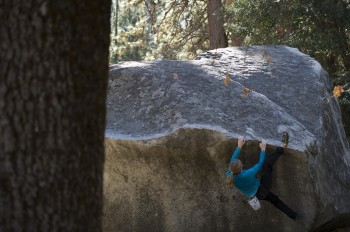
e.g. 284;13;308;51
107;46;334;151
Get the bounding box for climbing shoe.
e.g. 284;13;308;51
282;131;289;146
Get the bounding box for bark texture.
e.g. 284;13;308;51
207;0;227;49
0;1;110;231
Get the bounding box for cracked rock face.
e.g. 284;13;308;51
104;46;350;232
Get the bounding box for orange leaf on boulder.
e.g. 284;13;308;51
224;72;231;86
333;85;343;98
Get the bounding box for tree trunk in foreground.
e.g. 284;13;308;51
0;1;111;231
207;0;228;49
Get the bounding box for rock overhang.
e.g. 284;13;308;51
104;128;312;232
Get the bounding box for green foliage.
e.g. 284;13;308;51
226;0;350;63
109;0;210;62
109;0;151;62
151;0;209;59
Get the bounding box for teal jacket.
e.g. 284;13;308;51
226;147;266;198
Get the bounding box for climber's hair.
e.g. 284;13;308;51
230;159;243;174
226;159;243;185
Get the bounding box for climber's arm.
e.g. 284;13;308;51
226;138;245;176
244;142;266;176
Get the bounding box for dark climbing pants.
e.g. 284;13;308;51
256;147;298;220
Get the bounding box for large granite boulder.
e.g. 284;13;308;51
104;46;350;232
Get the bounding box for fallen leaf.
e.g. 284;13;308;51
224;72;231;86
242;87;252;97
333;85;343;98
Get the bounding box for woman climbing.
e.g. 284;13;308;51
226;132;298;220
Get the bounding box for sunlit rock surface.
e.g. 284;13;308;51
104;46;350;232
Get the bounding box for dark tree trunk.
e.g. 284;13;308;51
207;0;228;49
0;1;111;231
115;0;119;36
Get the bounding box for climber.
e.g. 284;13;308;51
226;133;298;220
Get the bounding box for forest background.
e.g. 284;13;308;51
109;0;350;139
0;1;348;230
